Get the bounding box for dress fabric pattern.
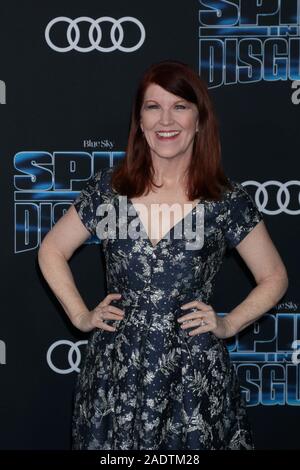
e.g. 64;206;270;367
71;167;263;450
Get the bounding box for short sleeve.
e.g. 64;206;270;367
72;170;103;237
223;181;264;250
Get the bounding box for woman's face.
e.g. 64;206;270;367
140;83;199;161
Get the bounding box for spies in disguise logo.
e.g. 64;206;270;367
198;0;300;88
226;313;300;406
14;151;124;253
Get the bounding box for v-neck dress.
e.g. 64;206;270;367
71;166;263;450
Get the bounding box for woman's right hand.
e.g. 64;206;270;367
74;293;125;333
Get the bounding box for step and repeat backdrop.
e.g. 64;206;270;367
0;0;299;450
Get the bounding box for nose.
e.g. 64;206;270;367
159;108;174;126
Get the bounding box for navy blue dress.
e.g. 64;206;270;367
71;167;263;450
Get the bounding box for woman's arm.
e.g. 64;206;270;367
223;219;289;337
38;205;94;331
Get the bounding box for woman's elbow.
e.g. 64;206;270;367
258;263;289;304
37;240;49;268
272;265;289;301
280;269;289;297
38;236;57;266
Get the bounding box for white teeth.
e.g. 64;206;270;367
156;131;180;137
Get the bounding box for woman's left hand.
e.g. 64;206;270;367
177;300;234;339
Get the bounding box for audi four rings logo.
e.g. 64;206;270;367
243;181;300;215
45;16;146;53
47;340;88;374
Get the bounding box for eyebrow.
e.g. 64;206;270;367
143;99;187;104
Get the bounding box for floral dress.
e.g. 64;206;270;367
71;166;263;450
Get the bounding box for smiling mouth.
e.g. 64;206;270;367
155;130;181;140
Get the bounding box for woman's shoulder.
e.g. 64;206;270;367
221;177;251;201
90;167;114;191
209;178;260;217
222;177;262;220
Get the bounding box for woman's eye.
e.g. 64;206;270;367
144;103;187;110
145;104;159;109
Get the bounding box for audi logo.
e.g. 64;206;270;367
243;181;300;215
47;340;88;374
45;16;146;53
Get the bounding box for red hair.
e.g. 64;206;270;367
111;60;233;201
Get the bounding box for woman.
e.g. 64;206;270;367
38;60;288;450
